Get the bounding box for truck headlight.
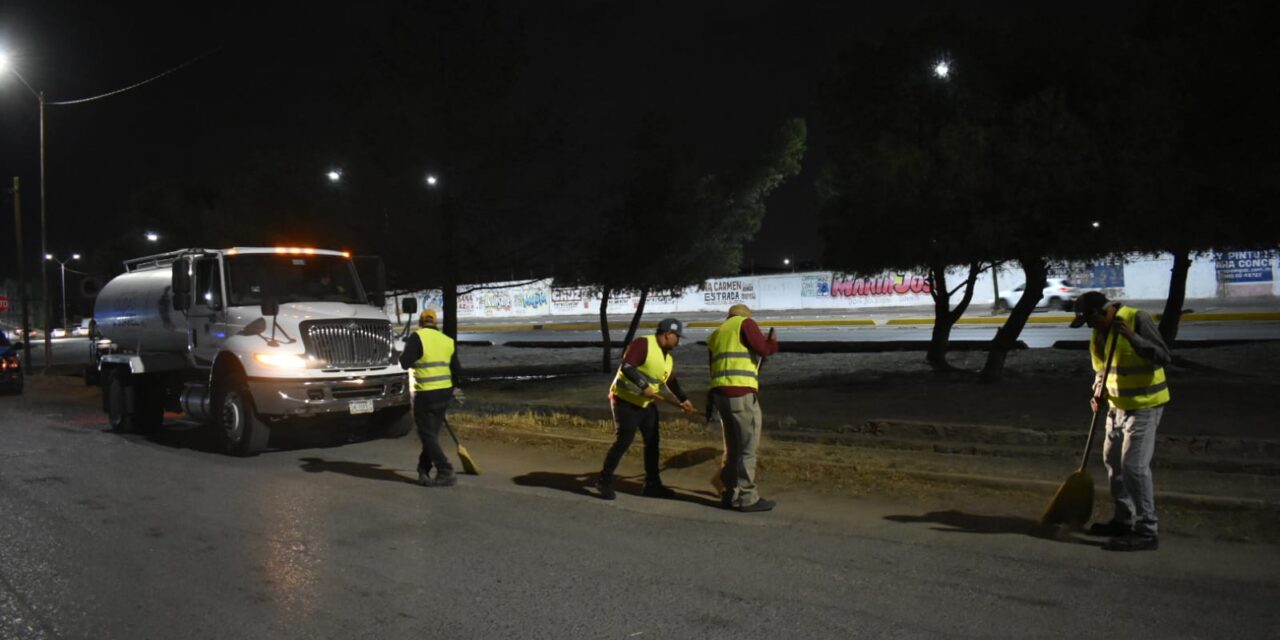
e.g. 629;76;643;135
254;352;311;369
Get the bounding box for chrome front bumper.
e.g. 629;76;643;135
247;372;410;417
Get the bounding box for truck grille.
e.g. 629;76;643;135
301;320;394;369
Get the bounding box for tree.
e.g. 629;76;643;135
819;25;997;371
574;117;807;372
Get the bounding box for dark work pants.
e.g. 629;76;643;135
600;394;661;485
413;388;454;476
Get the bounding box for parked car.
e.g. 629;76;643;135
995;278;1079;311
0;333;23;394
72;318;93;336
50;327;68;338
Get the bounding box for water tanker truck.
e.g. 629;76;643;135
93;247;411;455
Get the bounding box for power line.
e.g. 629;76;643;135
47;46;222;106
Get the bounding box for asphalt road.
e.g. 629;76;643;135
2;386;1278;639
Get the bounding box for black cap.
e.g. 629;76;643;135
656;317;685;337
1070;291;1109;328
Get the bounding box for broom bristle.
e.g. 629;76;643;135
1039;471;1094;527
457;445;481;475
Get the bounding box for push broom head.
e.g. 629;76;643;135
1039;470;1094;527
456;444;481;475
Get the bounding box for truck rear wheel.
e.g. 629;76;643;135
105;370;164;434
216;378;270;456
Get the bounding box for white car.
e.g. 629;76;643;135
995;278;1079;311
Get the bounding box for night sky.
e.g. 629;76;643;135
2;1;1124;281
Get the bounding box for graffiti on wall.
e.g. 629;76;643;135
701;278;757;305
830;273;930;297
801;274;831;298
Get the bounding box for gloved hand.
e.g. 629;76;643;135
451;386;466;407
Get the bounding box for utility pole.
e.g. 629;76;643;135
11;177;32;367
39;91;51;373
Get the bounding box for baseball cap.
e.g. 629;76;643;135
1069;291;1108;328
727;303;752;318
656;318;686;337
419;309;439;325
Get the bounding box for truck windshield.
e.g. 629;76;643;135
225;254;366;306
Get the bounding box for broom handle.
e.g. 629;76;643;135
442;417;462;447
1078;329;1121;472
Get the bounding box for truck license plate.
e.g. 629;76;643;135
349;399;374;415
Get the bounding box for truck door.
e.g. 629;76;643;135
189;255;226;367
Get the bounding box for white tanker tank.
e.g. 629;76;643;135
93;247;412;455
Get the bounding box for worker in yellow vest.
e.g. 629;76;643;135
1071;291;1171;551
594;318;695;500
708;303;778;512
398;309;463;487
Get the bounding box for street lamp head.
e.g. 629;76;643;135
426;174;439;187
326;169;342;183
783;258;791;265
71;253;81;260
933;60;951;79
1091;221;1101;229
0;50;10;74
145;231;159;242
44;253;53;261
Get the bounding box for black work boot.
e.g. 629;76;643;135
1103;533;1158;552
417;467;435;487
594;475;616;500
433;469;458;487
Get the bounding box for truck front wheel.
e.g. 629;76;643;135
216;378;270;456
371;406;413;438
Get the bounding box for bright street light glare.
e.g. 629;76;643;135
933;61;950;79
71;253;81;260
145;231;159;242
783;258;791;265
44;254;52;260
426;174;439;186
326;170;342;182
1091;221;1101;229
0;51;10;73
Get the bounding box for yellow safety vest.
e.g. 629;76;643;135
413;328;456;392
611;335;673;408
1091;305;1170;410
708;315;759;391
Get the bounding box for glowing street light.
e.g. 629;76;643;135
145;231;160;242
426;174;439;187
46;253;80;333
0;50;10;74
326;169;342;183
933;60;951;79
1091;221;1101;229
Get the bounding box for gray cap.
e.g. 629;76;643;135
1070;291;1109;328
656;317;686;337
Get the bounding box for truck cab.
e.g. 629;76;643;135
94;247;411;455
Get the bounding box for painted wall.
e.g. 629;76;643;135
387;251;1278;321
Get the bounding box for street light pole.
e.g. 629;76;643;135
45;253;78;336
39;91;50;370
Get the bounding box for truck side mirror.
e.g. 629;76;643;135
401;297;418;315
171;261;191;311
260;297;280;318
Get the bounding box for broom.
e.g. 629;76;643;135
442;418;480;475
1039;329;1120;527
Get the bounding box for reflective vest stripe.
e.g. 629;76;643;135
1113;381;1169;398
1090;306;1170;410
413;328;455;392
708;316;759;391
610;335;672;408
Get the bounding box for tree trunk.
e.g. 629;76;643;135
442;280;458;340
927;262;982;371
980;257;1047;383
622;288;649;348
599;286;613;373
1159;248;1192;345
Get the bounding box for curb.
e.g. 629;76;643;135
455;311;1280;333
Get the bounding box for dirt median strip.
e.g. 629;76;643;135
447;410;1279;515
